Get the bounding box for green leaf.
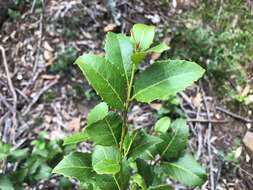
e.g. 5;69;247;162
133;60;205;103
131;24;155;51
136;159;154;187
0;175;14;190
148;184;172;190
96;160;131;190
0;142;11;160
132;174;147;190
87;102;108;126
52;152;94;182
154;117;171;134
86;112;122;146
105;32;133;85
157;119;189;160
75;54;126;108
147;42;170;53
132;52;147;66
132;42;169;66
92;145;120;166
9;148;29;161
161;153;207;187
63;132;88;145
96;175;119;190
93;159;120;175
128;133;162;159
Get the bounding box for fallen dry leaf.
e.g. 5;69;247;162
150;103;162;111
243;131;253;159
192;92;202;107
67;117;81;132
151;53;161;61
104;23;117;32
43;49;54;61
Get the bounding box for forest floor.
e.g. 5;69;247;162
0;0;253;189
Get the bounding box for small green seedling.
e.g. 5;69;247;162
53;24;207;189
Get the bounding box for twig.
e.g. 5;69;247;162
22;79;58;116
187;118;229;124
216;106;253;123
23;1;44;93
178;92;195;110
0;45;18;143
201;88;215;190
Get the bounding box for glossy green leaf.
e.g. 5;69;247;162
105;32;133;85
147;42;170;53
52;152;94;182
86;112;122;146
131;24;155;51
136;159;154;187
128;133;162;159
75;54;126;108
94;159;120;175
161;153;207;187
92;145;120;166
154;117;171;134
87;102;108;126
157;119;189;160
133;60;205;103
63;132;88;145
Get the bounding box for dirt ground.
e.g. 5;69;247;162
0;0;253;189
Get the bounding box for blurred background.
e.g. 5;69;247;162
0;0;253;189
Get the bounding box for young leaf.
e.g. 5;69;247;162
93;159;120;175
133;60;205;103
75;54;126;108
132;42;169;66
87;102;108;126
161;153;207;187
52;152;94;182
157;119;189;160
136;159;154;187
154;117;171;134
131;24;155;51
92;145;120;166
127;133;162;159
132;174;147;190
63;132;88;145
86;112;122;146
105;32;133;86
147;42;170;53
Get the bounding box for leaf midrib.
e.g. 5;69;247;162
161;127;179;157
85;62;124;106
105;117;118;146
164;162;203;182
117;35;130;86
133;68;201;99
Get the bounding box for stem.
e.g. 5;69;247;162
113;175;122;190
119;64;136;189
